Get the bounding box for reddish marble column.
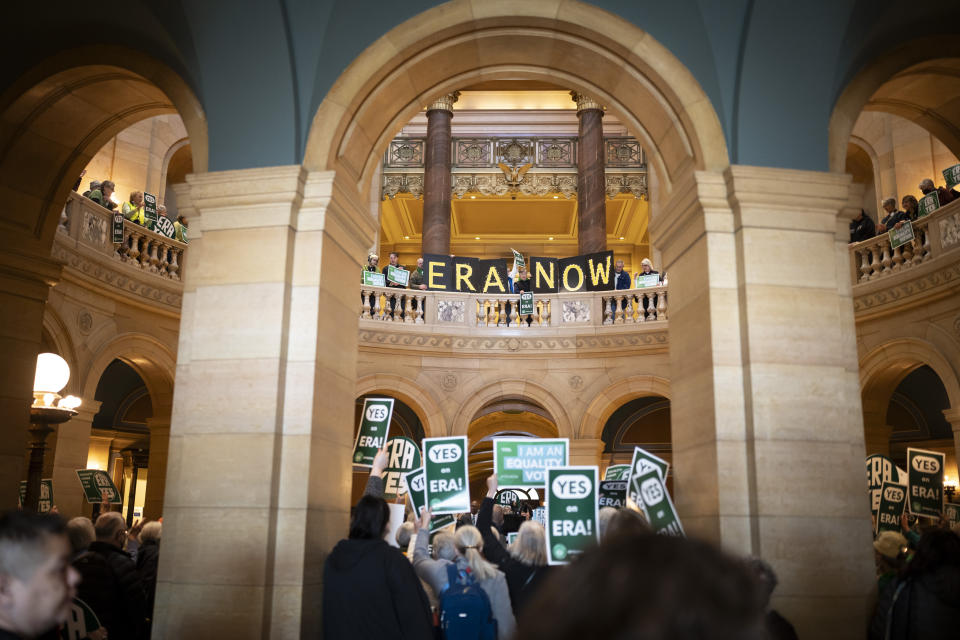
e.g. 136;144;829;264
573;92;606;254
422;92;458;256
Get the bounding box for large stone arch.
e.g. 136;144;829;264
80;332;176;415
860;337;960;419
303;0;728;209
40;305;81;395
355;373;445;437
451;378;574;440
578;374;671;440
829;36;960;173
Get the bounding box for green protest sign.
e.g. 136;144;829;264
383;435;422;499
423;436;470;514
875;481;907;535
496;489;520;507
60;598;102;640
494;438;569;488
598;480;627;509
866;454;898;515
18;479;54;512
363;270;386;287
546;466;599;565
403;467;456;532
352;398;394;467
387;265;409;286
944;164;960;189
519;291;534;315
143;192;158;231
907;448;944;518
918;191;940;218
111;211;124;244
155;215;176;239
636;273;660;288
511;248;525;269
627;446;669;507
632;469;684;537
945;503;960;529
76;469;122;504
888;221;914;249
603;464;631;481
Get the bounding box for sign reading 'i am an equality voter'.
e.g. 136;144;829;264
494;438;569;488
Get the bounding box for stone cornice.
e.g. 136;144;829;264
853;258;960;318
186;165;307;230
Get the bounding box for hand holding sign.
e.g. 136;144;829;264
419;506;432;530
371;446;389;477
486;473;498;498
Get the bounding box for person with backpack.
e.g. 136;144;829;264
413;508;516;639
476;474;554;617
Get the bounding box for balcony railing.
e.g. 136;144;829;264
358;285;667;329
59;191;187;281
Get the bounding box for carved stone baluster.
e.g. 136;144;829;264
901;237;914;267
858;249;871;282
543;300;552;326
157;245;169;277
657;290;667;320
868;245;882;279
475;299;484;326
649;291;659;321
168;250;181;280
623;295;634;323
373;293;382;320
890;244;903;272
879;240;892;275
403;294;413;323
602;296;613;325
361;289;371;319
148;238;161;273
510;299;519;326
127;231;141;264
921;226;931;262
415;295;425;324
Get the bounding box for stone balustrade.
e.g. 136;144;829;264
359;284;667;329
60;191;187;280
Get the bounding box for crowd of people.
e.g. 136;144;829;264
76;171;188;243
849;176;959;243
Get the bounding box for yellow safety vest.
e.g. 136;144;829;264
123;202;145;225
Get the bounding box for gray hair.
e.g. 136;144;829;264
94;512;125;541
598;507;618;540
395;521;415;549
919;178;935;191
139;521;162;544
66;517;95;554
882;197;897;209
510;520;547;566
433;531;457;561
100;180;115;191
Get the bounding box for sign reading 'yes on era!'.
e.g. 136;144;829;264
423;436;471;515
875;481;907;535
626;446;670;509
403;467;456;532
382;436;422;499
907;447;944;518
494;438;569;488
352;398;394;467
546;466;599;565
632;469;684;537
866;454;904;515
76;469;122;504
598;480;627;509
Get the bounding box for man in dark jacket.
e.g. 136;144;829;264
613;260;630;289
877;198;908;233
322;449;433;639
849;209;876;243
74;512;148;640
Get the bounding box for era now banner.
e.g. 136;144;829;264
546;466;599;565
632;469;684;537
875;482;907;535
598;480;627;509
404;467;456;532
494;438;569;488
382;436;422;499
423;436;470;515
907;448;944;518
352;398;394;467
424;250;616;294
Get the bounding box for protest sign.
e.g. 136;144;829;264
636;274;660;288
506;532;519;545
18;479;54;513
429;251;615;293
382;435;422;498
494;438;569;488
528;257;558;294
423;436;471;514
875;482;907;535
632;469;684;537
603;464;631;481
61;598;102;640
888;221;914;249
362;270;386;287
598;480;627;509
519;292;534;316
626;447;669;507
945;503;960;529
404;467;456;532
944;164;960;189
352;398;394;467
111;211;124;244
546;466;599;565
143;192;158;231
478;258;510;294
531;507;546;527
155;215;176;239
918;191;940;218
511;248;525;269
866;454;898;514
76;469;121;504
907;448;944;517
496;490;519;507
387;265;410;286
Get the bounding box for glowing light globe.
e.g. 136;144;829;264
33;353;70;394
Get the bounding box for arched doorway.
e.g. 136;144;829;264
600;396;672;493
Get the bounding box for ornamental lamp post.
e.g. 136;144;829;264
24;353;81;512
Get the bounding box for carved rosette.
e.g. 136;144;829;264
605;174;648;199
382;174;424;199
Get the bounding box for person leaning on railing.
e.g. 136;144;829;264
173;215;189;243
902;195;920;222
408;257;427;290
876;197;908;234
85;180;117;211
919;178;959;207
122;191;146;225
849;209;876;243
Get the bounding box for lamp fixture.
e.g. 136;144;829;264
26;353;79;512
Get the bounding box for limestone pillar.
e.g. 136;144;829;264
650;166;875;639
142;415;170;520
569;438;604;468
0;250;62;509
945;408;960;472
572;92;606;254
154;166;375;639
422;92;458;256
49;401;101;518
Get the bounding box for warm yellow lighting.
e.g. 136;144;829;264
470;195;476;199
42;393;56;407
59;395;82;410
553;195;559;199
109;193;120;205
475;236;481;240
34;353;70;394
404;235;410;240
548;237;554;241
619;236;625;240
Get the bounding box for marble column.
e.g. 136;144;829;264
422;92;458;256
569;438;604;468
650;165;875;639
49;401;101;518
143;415;170;520
0;250;62;509
154;166;376;639
572;92;606;254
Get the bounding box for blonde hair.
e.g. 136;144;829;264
454;525;499;581
510;520;547;566
641;258;653;268
129;190;143;203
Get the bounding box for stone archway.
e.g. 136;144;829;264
578;374;671;439
355;373;446;437
451;378;573;440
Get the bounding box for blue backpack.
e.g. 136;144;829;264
439;563;498;640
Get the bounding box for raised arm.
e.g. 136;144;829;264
362;446;389;499
477;474;509;566
412;508;451;596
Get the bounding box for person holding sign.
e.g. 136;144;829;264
876;198;908;234
173;215;189;243
902;195;920;222
323;447;434;640
919;178;958;207
121;191;146;226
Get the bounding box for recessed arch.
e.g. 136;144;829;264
80;333;176;415
304;0;728;208
578;374;671;439
451;378;573;439
355;373;445;438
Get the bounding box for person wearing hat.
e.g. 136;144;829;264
873;530;909;593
